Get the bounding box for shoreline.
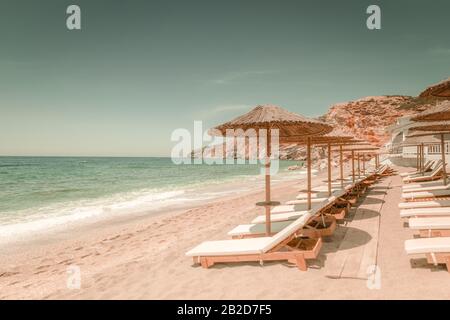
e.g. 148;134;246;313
0;160;307;246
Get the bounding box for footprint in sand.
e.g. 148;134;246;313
0;271;20;278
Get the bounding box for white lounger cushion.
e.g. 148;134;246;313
402;189;450;200
409;217;450;230
186;237;273;256
227;220;293;237
403;180;445;191
296;185;352;199
402;184;449;193
405;237;450;255
272;204;300;214
400;207;450;218
286;198;328;205
285;187;349;209
252;210;307;224
399;199;450;209
312;185;349;193
296;191;330;199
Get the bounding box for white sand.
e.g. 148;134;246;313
0;166;449;299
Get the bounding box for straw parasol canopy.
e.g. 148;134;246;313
406;131;450;139
399;131;441;147
408;120;450;132
212;104;332;140
282;128;354;144
410;101;450;122
211;104;333;235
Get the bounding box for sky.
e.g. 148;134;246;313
0;0;449;157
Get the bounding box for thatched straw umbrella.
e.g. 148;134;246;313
212;104;332;235
410;102;450;185
410;101;450;121
284;130;358;207
333;144;380;182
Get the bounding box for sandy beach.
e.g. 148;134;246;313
0;164;448;300
1;0;449;303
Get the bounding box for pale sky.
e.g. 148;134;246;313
0;0;449;156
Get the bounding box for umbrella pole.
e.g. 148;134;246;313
362;153;366;176
307;137;312;210
327;143;332;196
339;145;344;189
416;145;419;170
352;150;355;183
421;143;425;174
441;133;447;185
264;129;272;236
419;145;422;173
357;152;361;178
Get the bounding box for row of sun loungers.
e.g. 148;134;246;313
400;161;450;272
399;160;434;177
403;160;443;183
186;165;391;270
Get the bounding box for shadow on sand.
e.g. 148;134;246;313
409;258;447;272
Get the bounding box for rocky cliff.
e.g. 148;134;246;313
284;77;450;165
419;77;450;98
193;77;450;167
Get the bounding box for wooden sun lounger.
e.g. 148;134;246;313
259;193;340;221
405;237;450;272
400;207;450;218
399;160;434;177
229;196;338;239
403;163;443;183
402;189;450;201
399;199;450;209
228;215;337;239
286;197;329;205
276;187;351;214
323;198;351;220
402;184;450;194
255;198;350;223
409;217;450;237
403;160;442;179
252;210;308;224
403;180;446;191
375;165;390;175
186;211;322;271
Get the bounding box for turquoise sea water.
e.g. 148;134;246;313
0;157;302;239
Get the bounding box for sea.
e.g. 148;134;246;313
0;157;307;241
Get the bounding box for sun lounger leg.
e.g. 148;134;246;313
446;257;450;273
200;257;214;269
295;254;307;271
